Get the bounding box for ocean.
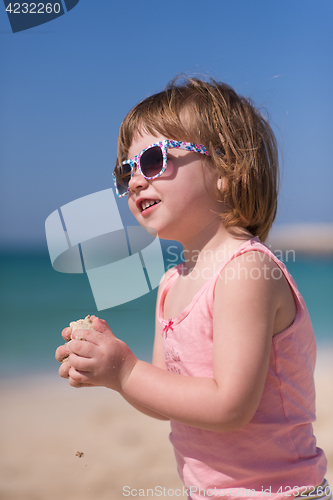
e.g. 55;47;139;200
1;248;332;378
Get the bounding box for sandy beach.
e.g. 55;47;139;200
1;346;332;500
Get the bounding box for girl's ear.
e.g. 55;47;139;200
217;177;227;192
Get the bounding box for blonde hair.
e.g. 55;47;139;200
117;77;279;241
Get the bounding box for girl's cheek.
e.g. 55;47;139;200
162;158;176;179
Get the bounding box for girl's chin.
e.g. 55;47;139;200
140;225;158;237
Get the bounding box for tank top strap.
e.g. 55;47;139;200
157;264;184;325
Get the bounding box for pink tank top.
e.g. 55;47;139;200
158;238;327;500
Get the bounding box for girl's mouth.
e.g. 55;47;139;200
141;199;161;212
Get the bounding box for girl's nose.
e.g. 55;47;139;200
128;165;149;192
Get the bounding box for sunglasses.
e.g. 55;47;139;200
113;139;209;197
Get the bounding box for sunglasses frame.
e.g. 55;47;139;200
113;139;209;197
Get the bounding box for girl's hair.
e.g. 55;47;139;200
117;77;279;241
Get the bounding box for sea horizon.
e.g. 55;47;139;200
1;242;332;378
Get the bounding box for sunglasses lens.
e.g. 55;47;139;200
115;163;132;195
140;146;163;178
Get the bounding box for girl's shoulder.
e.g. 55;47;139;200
214;238;298;337
214;238;289;292
215;237;287;297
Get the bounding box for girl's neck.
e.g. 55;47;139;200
179;220;252;276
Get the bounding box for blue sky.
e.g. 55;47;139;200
1;0;332;249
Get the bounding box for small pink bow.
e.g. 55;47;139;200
162;319;174;338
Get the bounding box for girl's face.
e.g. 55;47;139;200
126;132;223;242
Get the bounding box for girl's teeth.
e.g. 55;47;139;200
141;200;160;211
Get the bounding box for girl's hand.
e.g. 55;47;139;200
55;316;137;391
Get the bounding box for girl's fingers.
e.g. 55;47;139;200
55;339;94;364
57;317;115;388
68;352;93;372
62;327;72;341
58;360;70;379
55;344;69;363
68;366;93;387
57;346;94;380
90;316;113;334
61;317;112;342
70;328;111;346
66;338;96;357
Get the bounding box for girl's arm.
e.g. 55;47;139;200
62;253;291;432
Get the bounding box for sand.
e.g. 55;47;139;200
0;347;332;500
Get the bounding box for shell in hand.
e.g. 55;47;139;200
62;315;95;363
69;315;95;338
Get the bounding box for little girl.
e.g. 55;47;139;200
56;77;331;499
